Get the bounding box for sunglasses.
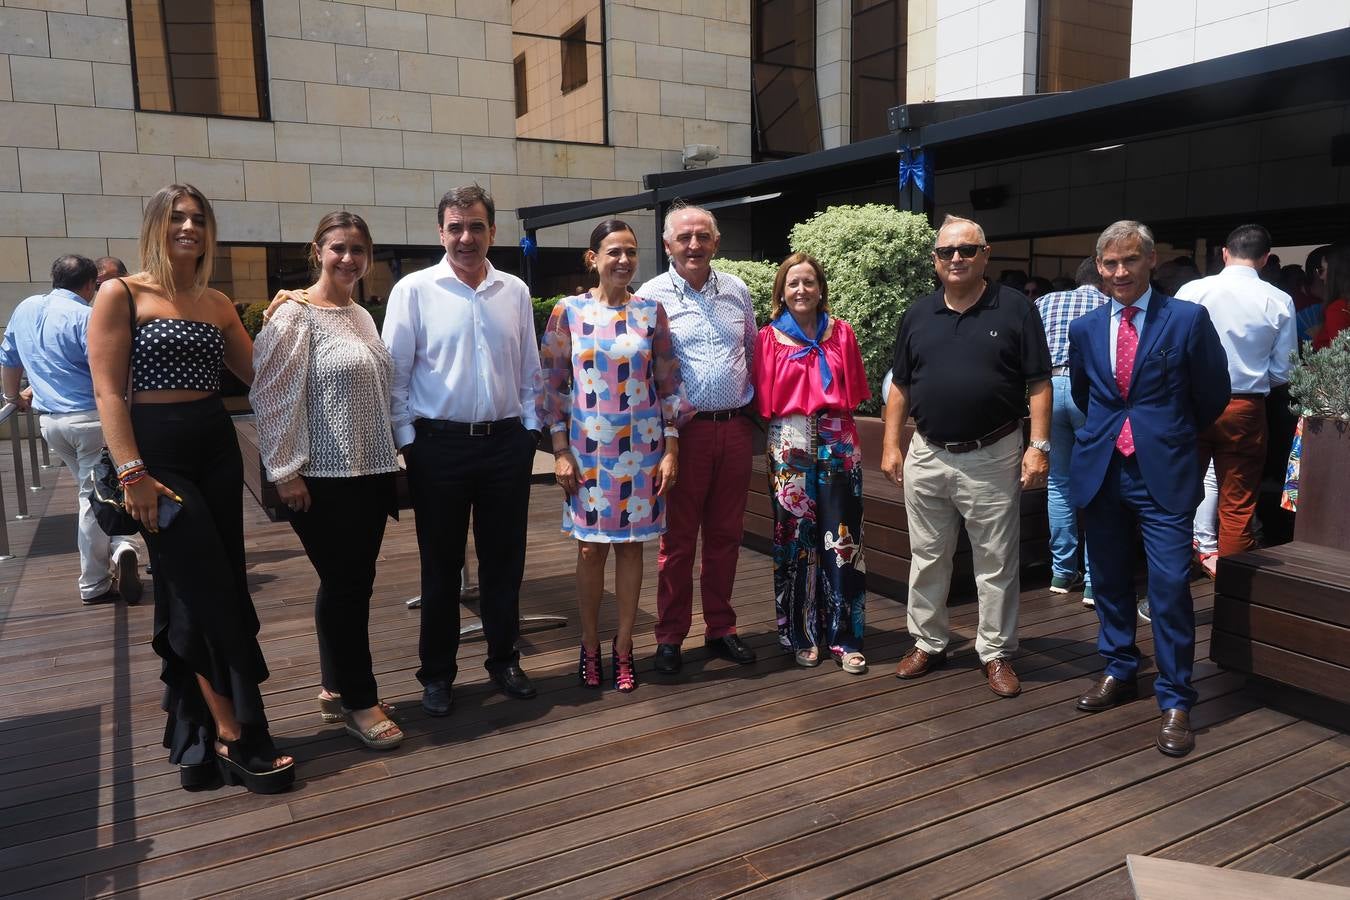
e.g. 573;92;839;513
934;244;985;261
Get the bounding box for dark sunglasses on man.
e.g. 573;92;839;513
934;244;986;261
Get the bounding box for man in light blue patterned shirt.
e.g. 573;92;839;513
635;204;759;676
1;255;141;606
1035;256;1108;605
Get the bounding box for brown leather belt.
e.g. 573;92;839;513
928;419;1020;454
695;408;742;422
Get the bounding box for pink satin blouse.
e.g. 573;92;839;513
754;318;871;418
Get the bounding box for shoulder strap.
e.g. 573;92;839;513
116;277;135;405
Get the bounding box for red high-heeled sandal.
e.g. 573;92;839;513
612;638;637;693
578;643;603;689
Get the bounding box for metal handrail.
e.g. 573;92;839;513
0;400;54;561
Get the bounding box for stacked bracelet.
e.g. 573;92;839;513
119;469;147;487
115;458;145;476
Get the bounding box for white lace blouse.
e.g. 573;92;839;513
251;293;399;482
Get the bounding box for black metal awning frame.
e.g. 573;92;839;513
516;27;1350;279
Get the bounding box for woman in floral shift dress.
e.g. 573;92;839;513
754;253;871;673
539;220;692;692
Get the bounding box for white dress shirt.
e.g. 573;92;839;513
1174;265;1296;394
382;257;542;448
1109;288;1152;376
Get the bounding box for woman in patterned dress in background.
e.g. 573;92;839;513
539;219;692;693
251;211;403;751
754;253;871;673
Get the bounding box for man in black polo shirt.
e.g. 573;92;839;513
881;215;1052;698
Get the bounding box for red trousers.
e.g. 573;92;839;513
656;416;753;644
1197;396;1266;556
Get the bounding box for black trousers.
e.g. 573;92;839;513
405;419;536;684
288;473;395;711
132;395;269;766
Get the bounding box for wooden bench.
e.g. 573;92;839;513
1211;541;1350;707
743;416;1050;600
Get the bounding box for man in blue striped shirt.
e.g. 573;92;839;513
1;255;141;606
1035;257;1108;605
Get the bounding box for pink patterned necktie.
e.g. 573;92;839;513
1115;304;1141;456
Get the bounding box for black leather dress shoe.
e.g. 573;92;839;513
421;680;454;717
705;634;757;665
491;664;537;699
653;643;682;674
1076;674;1138;712
1157;708;1194;757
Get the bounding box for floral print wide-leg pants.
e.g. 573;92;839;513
767;411;867;655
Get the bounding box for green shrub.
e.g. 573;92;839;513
241;300;269;338
789;204;936;414
1290;331;1350;419
532;294;567;338
365;302;386;333
712;258;778;325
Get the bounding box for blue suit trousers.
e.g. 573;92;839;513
1082;452;1197;711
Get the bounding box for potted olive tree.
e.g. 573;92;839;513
1287;331;1350;549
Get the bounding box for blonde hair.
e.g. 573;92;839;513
769;252;829;320
140;184;216;297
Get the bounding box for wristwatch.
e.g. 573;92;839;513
1029;439;1051;453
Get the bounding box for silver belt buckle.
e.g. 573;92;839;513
469;421;491;436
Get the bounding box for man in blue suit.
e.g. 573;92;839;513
1068;220;1229;757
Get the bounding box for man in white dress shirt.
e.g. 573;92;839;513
383;184;544;715
1175;224;1297;559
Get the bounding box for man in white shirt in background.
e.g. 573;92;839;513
383;184;544;716
1175;224;1297;564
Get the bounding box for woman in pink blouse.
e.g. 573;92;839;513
754;252;871;673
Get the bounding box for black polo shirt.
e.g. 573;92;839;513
891;280;1051;444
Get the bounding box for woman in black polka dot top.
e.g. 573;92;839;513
88;184;294;795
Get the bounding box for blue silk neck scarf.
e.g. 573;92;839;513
772;309;833;391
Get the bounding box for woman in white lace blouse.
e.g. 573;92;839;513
251;212;404;751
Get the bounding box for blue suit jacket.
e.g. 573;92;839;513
1068;293;1230;515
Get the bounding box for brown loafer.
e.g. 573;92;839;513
895;647;946;680
1157;708;1194;757
983;657;1021;697
1076;674;1138;712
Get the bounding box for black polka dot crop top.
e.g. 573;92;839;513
131;319;226;393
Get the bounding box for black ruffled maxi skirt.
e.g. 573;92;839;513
132;395;270;766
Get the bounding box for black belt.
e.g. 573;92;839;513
415;416;520;437
1231;392;1265;400
1050;365;1071;376
695;408;742;422
927;420;1021;454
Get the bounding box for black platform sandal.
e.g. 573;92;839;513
216;726;295;795
179;760;222;792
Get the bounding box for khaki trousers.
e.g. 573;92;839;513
903;428;1021;663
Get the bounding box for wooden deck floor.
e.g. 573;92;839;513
1;455;1348;899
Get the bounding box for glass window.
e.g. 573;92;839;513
514;54;529;117
512;0;606;144
851;0;905;142
128;0;268;119
1037;0;1131;93
752;0;822;158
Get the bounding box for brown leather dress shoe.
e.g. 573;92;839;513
894;647;946;679
1157;708;1194;757
983;657;1021;697
1076;674;1138;712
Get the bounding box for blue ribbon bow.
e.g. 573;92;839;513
898;146;929;194
772;309;833;391
519;235;538;260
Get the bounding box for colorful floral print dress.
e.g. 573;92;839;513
538;293;692;542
